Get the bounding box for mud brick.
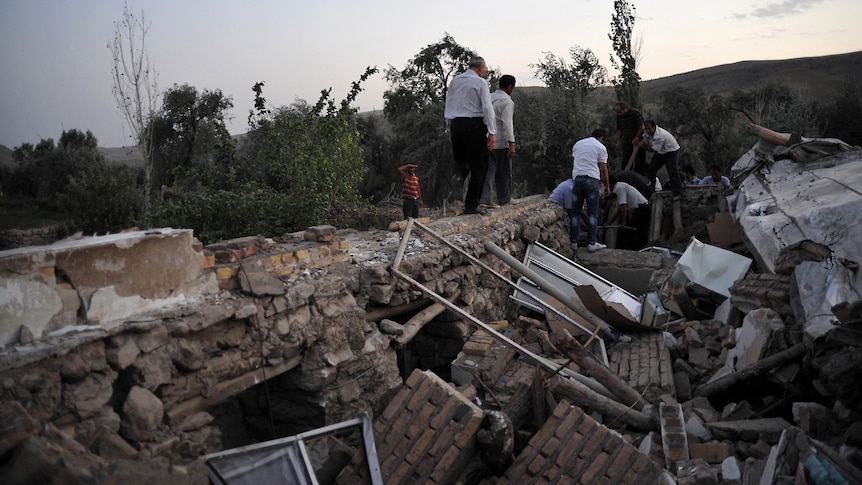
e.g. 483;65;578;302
429;386;449;406
454;413;482;448
580;425;610;461
406;377;435;411
526;453;546;475
384;460;411;484
542;464;561;482
404;416;426;441
381;389;409;421
428;422;455;456
429;398;458;430
689;441;733;464
540;436;561;457
463;340;492;355
580;451;610;484
430;447;461;482
606;446;638;482
553;405;583;440
405;427;435;464
414;455;434;479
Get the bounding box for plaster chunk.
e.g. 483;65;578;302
0;275;63;345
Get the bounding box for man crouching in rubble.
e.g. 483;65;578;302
605;173;650;250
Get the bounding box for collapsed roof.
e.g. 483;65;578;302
732;126;862;339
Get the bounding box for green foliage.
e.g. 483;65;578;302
5;130;105;207
531;46;607;100
512;89;597;193
730;79;825;137
383;33;478;118
237;68;376;232
609;0;642;108
59;164;145;235
659;86;749;174
824;78;862;146
148;183;290;245
148;83;238;192
380;34;482;206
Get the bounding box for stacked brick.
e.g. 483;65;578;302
494;401;662;484
607;331;676;403
728;272;792;317
335;369;484;484
204;227;351;290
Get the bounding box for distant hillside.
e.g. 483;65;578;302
640;50;862;104
1;51;857;167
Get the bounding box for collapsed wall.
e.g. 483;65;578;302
0;195;566;481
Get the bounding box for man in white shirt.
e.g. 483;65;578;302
571;128;610;252
606;173;650;249
480;74;516;208
639;120;683;200
444;57;497;215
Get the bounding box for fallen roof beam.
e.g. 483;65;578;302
692;343;805;398
390;219;615;400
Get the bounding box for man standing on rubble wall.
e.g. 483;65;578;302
445;56;497;215
639;120;683;201
571;129;610;252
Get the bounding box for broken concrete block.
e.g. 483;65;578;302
721;401;754;421
792;401;840;440
704;417;792;443
685;413;712;442
660;402;691;469
721;455;741;483
725;308;785;371
689;441;733;463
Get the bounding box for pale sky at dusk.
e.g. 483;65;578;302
1;0;859;148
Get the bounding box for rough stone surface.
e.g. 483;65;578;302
121;386;164;442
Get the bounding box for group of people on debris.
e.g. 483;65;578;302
398;56;732;251
550;103;732;252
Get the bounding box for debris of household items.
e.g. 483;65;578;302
205;414;383;485
657;238;752;323
382;219;862;483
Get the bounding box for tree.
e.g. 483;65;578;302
383;33;476;119
148;84;236;191
109;2;159;209
609;0;642;108
531;46;607;100
381;34;489;206
658;86;748;174
730;80;825;137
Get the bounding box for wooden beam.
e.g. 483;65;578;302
392;290;460;348
551;329;646;409
549;375;657;432
692;343;805;398
166;355;302;424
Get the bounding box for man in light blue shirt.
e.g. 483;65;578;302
700;165;731;187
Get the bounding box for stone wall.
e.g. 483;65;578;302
0;225;65;251
0;195;569;470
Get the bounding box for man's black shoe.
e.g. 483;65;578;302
464;207;487;215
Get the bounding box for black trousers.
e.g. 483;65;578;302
450;117;490;211
402;198;419;219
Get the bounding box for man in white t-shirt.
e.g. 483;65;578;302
570;128;610;252
606;173;650;249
